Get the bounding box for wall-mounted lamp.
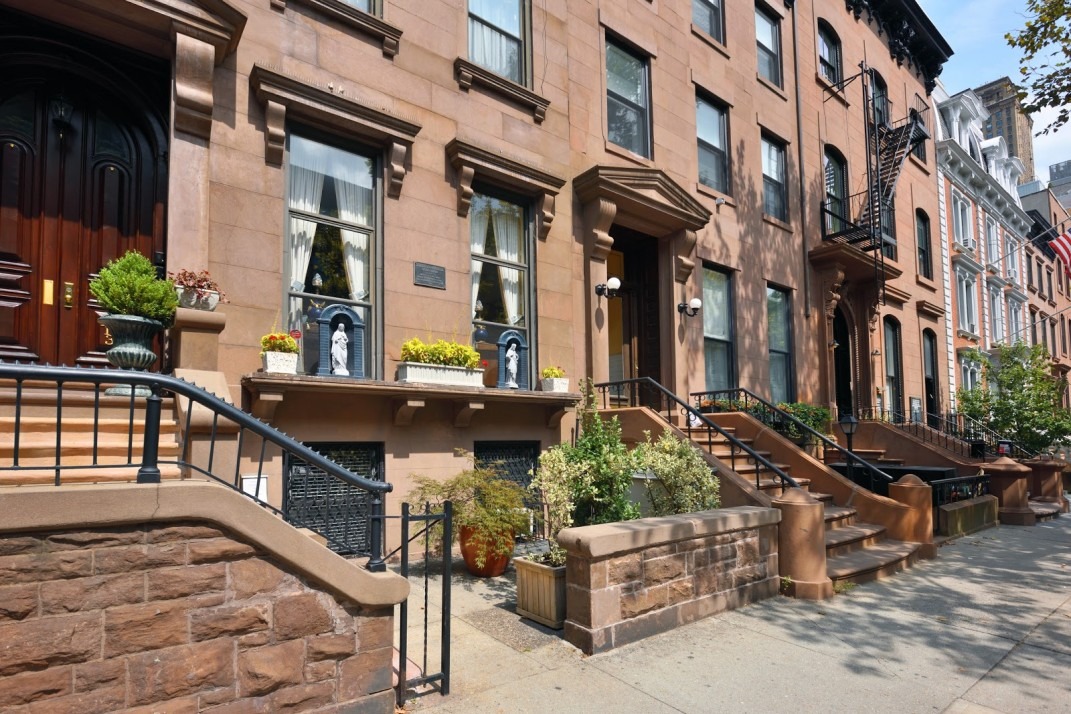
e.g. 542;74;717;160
714;197;727;207
677;297;702;317
595;276;621;299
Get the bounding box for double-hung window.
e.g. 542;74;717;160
468;0;526;85
956;270;977;334
916;210;932;279
693;0;724;44
755;6;782;87
872;72;889;126
703;266;734;391
606;38;651;158
767;285;793;404
762;134;787;221
286;133;376;376
1005;237;1019;284
952;191;973;250
697;94;729;194
470;190;531;376
1009;299;1024;344
985;217;1000;269
989;287;1005;344
960;357;981;391
823;147;847;234
817;21;841;85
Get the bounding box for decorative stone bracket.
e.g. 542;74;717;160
173;32;217;139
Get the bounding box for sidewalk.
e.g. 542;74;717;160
398;517;1071;713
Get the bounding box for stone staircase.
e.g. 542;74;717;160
693;423;921;588
0;382;184;485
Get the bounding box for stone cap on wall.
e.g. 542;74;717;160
0;480;409;607
557;506;780;560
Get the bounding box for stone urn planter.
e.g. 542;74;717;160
515;556;566;629
175;287;221;311
540;377;570;393
98;314;163;371
262;351;299;375
397;362;484;388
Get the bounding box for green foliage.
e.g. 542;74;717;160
956;342;1071;453
400;337;480;369
631;428;720;517
1006;1;1071;134
89;251;178;325
540;365;566;379
410;463;529;569
777;402;832;439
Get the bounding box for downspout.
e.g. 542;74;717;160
788;0;810;318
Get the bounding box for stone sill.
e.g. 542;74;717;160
454;58;549;123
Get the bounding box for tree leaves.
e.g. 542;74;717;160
1006;0;1071;134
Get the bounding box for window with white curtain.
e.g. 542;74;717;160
767;285;793;404
1005;236;1019;284
956;269;977;334
286;133;376;376
989;287;1005;344
469;0;526;85
703;265;734;392
471;190;530;371
960;357;981;391
817;20;841;85
985;217;1000;269
693;0;724;43
952;191;974;249
762;134;787;221
1008;298;1023;343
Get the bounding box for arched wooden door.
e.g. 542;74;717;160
0;32;168;366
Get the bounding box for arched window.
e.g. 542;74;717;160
823;146;847;234
883;316;903;421
916;209;932;279
871;70;889;126
923;329;939;427
817;21;842;85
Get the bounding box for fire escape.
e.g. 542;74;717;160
819;64;930;302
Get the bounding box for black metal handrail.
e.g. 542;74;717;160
0;362;391;571
856;408;1036;461
694;388;894;493
593;377;799;491
930;474;990;535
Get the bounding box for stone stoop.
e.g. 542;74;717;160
1028;500;1062;522
823;504;919;586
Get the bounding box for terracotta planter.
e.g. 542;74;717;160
458;525;512;578
515;556;566;629
262;351;299;375
397;362;484;387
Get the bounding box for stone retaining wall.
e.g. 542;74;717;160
558;507;780;654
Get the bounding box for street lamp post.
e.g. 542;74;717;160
839;414;860;489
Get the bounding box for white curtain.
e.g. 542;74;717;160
493;202;522;325
469;21;516;81
470;198;490;318
287;140;326;330
334;157;373;302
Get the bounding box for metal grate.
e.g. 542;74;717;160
286;442;384;556
475;441;541;538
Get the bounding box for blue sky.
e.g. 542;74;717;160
917;0;1070;182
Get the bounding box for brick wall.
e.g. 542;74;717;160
559;507;780;654
0;522;395;713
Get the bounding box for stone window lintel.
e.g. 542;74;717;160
454;58;550;124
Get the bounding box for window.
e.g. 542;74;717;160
767;285;793;404
470;190;531;375
911;100;928;161
1047;269;1054;301
697;94;729;194
956;270;977;334
989;287;1005;344
884;317;903;420
823;147;847;234
1063;317;1068;355
693;0;724;44
755;6;782;87
1009;299;1023;343
952;191;974;249
817;21;841;85
468;0;526;84
762;134;787;221
703;265;734;391
871;71;889;126
1030;309;1039;345
960;356;982;392
606;38;651;158
345;0;371;11
286;133;376;377
1005;237;1019;284
1038;258;1045;292
916;210;932;279
1027;253;1034;287
1052;320;1058;353
986;217;999;268
880;198;897;261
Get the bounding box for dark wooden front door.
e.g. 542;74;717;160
608;227;662;405
0;28;168;366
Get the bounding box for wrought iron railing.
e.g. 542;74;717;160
694;389;894;493
0;362;391;570
930;474;990;535
593;377;798;492
854;408;1036;461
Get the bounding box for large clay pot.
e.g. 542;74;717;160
458;525;512;578
98;314;163;370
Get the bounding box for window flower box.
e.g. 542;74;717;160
396;362;484;387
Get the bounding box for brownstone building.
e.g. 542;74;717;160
0;0;953;524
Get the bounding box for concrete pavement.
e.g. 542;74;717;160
398;517;1071;713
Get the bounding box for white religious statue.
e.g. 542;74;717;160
331;324;349;375
505;342;519;388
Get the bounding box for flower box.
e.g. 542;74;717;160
176;287;221;311
263;351;299;375
396;362;484;387
540;377;570;393
515;557;566;629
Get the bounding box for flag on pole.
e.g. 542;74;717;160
1048;230;1071;277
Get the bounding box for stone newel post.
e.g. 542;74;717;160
771;488;833;600
985;457;1035;526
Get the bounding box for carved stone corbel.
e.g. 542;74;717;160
453;400;484;428
173;31;216;140
584;197;617;262
456;64;474;91
673;229;697;283
538;193;555;240
392;398;424;426
387;141;408;199
455;164;475;216
264;100;286;165
823;264;846;319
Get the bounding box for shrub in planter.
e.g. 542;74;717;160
631;428;720;517
260;330;300;374
776;402;832;441
169;268;228;311
400;337;480;368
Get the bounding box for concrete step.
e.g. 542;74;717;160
823;505;857;530
1029;500;1062;522
0;438;182;466
0;384;175;420
757;477;812;492
825;523;886;557
826;540;920;586
0;416;180;436
0;464;185;485
808;491;835;504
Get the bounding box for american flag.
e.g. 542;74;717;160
1049;230;1071;277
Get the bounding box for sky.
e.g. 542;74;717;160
916;0;1070;183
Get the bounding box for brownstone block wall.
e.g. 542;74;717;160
559;508;780;654
0;522;395;713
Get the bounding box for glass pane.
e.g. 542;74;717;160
757;48;780;85
703;268;730;339
607;96;647;156
767;287;789;352
699;144;727;193
289;135;374;225
693;0;722;41
705;340;731;392
696;98;725;150
762;140;783;181
304;222;363;302
340;0;370;10
94;110;131;161
470;194;526;263
755;9;777;50
606;43;646;107
469;18;522;82
470;0;521;36
473;258;527;326
763;177;785;221
770;353;789;405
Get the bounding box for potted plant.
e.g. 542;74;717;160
410;464;529;578
169;268;228;311
89;250;178;372
397;336;484;387
260;330;300;374
540;365;569;393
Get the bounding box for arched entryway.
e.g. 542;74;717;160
0;16;169;365
833;306;853;416
923;328;940;427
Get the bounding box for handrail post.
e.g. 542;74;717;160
367;491;386;572
137;382;163;484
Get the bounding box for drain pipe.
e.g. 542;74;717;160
788;0;810;318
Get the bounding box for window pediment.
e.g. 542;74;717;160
249;64;421;197
274;0;401;58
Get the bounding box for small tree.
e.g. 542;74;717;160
956;342;1071;453
1006;0;1071;135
